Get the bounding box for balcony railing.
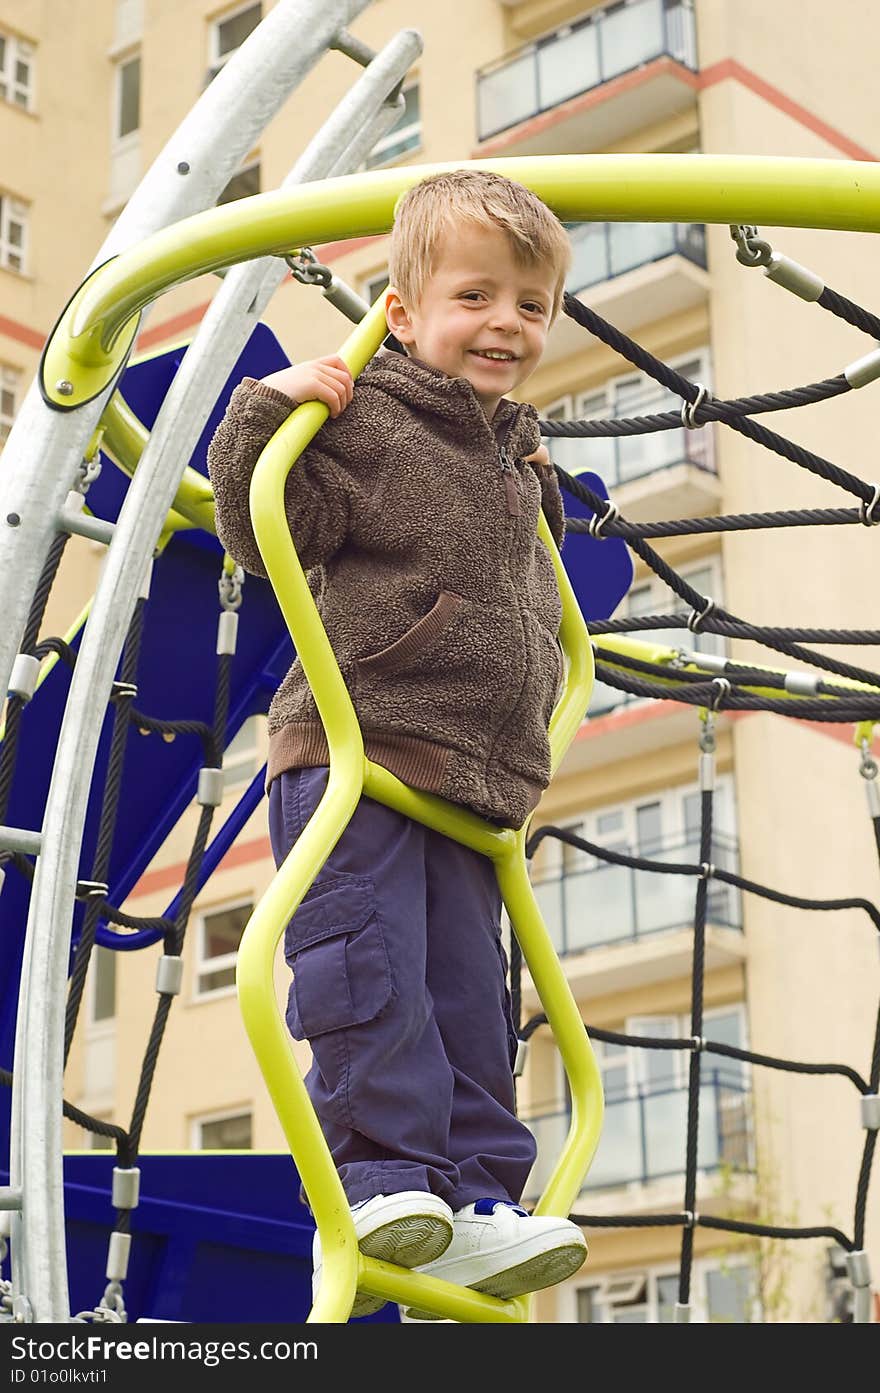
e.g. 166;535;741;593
531;831;741;957
523;1073;751;1199
476;0;698;141
567;220;706;297
548;384;715;492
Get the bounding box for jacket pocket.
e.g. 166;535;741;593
356;590;464;677
283;879;392;1039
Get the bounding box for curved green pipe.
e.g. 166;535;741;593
41;155;880;407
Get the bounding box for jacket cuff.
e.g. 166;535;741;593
238;376;299;410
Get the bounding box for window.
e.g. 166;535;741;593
114;54;141;141
194;1110;252;1149
217;161;261;206
528;775;741;954
0;365;20;444
208;3;262;80
0;194;27;274
544;349;713;486
577;1258;758;1322
588;553;725;718
362;269;389;306
195;899;253;996
89;945;117;1024
222;714;262;789
365;84;421;169
0;30;35;110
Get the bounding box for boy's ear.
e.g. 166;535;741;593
384;286;416;345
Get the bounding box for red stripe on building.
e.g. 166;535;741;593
0;313;45;350
127;833;273;900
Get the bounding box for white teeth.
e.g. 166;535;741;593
476;350;514;360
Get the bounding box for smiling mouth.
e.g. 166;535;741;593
471;350;518;362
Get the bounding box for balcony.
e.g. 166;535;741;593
531;831;741;961
476;0;698;154
541;220;710;373
523;1074;752;1202
569;219;705;296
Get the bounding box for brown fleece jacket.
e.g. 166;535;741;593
207;352;565;828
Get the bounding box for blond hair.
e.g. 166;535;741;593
388;169;571;319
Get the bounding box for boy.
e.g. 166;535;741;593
208;170;588;1317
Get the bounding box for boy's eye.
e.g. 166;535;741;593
522;301;548;316
461;291;484;302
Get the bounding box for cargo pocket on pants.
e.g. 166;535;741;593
283;878;393;1041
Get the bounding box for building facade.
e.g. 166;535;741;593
2;0;879;1322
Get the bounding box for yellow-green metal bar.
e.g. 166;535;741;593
40;155;880;408
100;391;216;535
596;632;880;701
59;152;880;1321
235;286;600;1318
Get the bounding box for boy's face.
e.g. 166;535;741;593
386;225;557;419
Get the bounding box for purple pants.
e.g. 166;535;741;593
268;766;537;1210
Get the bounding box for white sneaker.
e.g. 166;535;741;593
403;1198;587;1320
312;1191;454;1319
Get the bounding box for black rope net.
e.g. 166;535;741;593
509;232;880;1323
0;490;245;1323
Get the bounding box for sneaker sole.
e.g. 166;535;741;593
318;1211;454;1320
404;1239;587;1321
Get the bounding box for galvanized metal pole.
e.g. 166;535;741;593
10;14;419;1324
0;0;373;726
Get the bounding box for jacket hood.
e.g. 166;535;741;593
360;352;541;458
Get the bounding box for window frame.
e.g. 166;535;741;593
87;943;118;1027
541;346;712;485
0;29;35;112
113;51;141;146
208;2;263;77
571;1253;760;1323
365;82;422;169
194;896;254;1000
0;193;28;275
190;1107;253;1151
0;364;21;444
361;269;390;306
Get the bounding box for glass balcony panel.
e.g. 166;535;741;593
599;0;665;79
568;222;611;294
522;1110;569;1201
642;1086;688;1176
477;52;537;140
633;846;694;935
608;221;676;279
586;1095;643;1188
533;878;565;954
589;676;627;716
529;834;741;953
477;0;697;141
564;863;633;951
535;1082;750;1194
567;221;706;296
536;21;601;109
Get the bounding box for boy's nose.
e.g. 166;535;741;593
488;303;521;332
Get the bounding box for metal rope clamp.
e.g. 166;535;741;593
587;500;619;539
729;224;773;268
681;383;711;430
687;597;715;633
857;729;880;820
218;564;245;612
858;482;880;526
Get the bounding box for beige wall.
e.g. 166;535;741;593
4;0;880;1322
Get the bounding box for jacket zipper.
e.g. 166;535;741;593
497;411;522;517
